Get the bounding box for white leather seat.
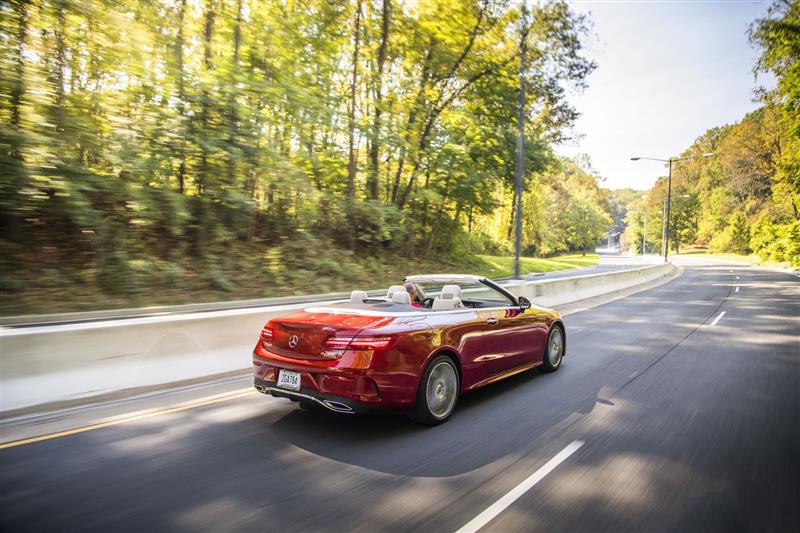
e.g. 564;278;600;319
386;285;407;300
391;291;411;304
432;285;464;310
350;290;367;303
441;284;461;298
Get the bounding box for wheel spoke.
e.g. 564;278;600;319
426;361;457;418
549;330;563;366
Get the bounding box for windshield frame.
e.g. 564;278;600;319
404;277;519;308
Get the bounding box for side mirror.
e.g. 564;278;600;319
518;296;532;310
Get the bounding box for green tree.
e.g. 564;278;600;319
751;0;800;201
0;0;603;312
668;190;700;252
728;211;752;254
561;194;612;255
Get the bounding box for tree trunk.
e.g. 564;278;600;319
1;1;29;241
395;3;493;209
195;0;216;257
53;0;67;136
176;0;187;194
346;0;363;199
10;1;27;136
425;195;449;257
391;41;434;204
198;0;216;196
367;0;389;200
226;0;243;189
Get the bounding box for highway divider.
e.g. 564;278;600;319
0;262;674;415
504;261;673;308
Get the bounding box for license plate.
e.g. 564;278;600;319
277;369;301;391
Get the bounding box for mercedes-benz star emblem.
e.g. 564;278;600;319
288;334;299;349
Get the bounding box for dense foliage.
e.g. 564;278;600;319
0;0;611;313
624;0;800;265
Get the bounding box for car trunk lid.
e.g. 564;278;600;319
268;311;395;360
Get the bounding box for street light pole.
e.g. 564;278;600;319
660;194;667;257
663;158;672;262
513;4;528;280
630;152;714;262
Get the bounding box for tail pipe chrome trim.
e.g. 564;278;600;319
321;400;354;413
257;385;355;414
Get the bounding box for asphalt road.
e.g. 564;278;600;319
1;258;798;532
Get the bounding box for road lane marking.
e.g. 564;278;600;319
710;311;726;326
0;389;256;450
455;440;585;533
736;276;740;280
735;286;740;293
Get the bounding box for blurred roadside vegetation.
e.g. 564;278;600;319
0;0;614;315
477;253;598;279
624;0;800;266
677;248;799;271
4;252;599;315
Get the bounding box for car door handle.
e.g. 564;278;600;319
486;317;498;325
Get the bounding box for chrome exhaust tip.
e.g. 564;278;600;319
259;384;355;414
322;400;355;413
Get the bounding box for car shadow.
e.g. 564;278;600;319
264;365;599;477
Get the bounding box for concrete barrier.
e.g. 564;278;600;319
505;262;674;308
0;262;673;414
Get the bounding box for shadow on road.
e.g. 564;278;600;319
263;366;567;477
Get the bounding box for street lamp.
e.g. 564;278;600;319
630;153;714;262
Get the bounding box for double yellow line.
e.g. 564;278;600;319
1;388;256;450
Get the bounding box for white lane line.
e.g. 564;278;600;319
710;311;726;326
735;286;740;293
455;440;585;533
736;276;740;280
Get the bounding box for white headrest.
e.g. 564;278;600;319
441;284;462;298
387;285;406;299
391;291;411;304
350;290;367;303
432;295;463;310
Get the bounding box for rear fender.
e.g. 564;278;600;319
416;346;463;393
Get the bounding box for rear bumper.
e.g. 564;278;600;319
254;378;377;414
252;352;416;410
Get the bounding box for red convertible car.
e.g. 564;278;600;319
253;274;565;424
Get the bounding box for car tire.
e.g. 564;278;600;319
410;355;460;425
541;325;565;373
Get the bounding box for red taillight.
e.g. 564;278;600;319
322;336;353;349
324;335;396;350
260;325;274;348
351;336;395;349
